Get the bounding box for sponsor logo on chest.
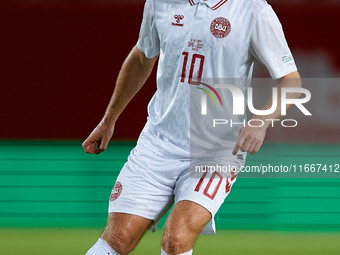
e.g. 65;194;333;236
172;14;184;27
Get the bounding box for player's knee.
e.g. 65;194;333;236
104;231;134;255
162;232;190;254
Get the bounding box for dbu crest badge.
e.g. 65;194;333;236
109;182;123;201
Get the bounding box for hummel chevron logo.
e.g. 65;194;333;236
172;14;184;27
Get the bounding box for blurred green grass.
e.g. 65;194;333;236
1;228;340;255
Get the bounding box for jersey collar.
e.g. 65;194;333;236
188;0;228;10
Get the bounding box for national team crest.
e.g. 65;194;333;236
210;17;231;38
109;182;122;201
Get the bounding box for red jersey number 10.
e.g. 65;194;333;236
180;52;205;85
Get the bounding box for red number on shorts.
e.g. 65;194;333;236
194;171;208;192
225;170;237;193
194;171;223;200
180;52;205;85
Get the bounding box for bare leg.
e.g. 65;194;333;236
161;200;211;254
101;212;153;255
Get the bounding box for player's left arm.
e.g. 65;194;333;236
232;70;301;155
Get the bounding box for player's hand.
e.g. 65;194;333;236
232;124;267;156
82;120;115;155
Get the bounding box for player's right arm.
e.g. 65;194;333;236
82;46;158;155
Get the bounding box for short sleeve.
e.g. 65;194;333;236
250;6;297;79
136;0;160;59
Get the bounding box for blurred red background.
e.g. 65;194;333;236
0;1;339;140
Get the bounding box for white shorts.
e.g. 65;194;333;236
108;125;245;235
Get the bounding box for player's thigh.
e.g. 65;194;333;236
101;212;153;254
161;200;211;252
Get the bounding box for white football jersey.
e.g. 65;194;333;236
137;0;297;157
